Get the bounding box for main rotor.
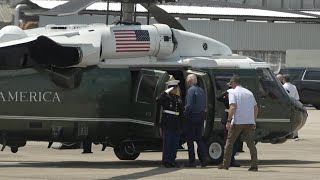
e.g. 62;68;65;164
39;0;185;30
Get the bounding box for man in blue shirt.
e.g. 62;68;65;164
184;74;208;167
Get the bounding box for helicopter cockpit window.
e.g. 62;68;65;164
136;75;159;104
257;68;286;99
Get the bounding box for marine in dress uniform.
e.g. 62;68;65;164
156;80;184;168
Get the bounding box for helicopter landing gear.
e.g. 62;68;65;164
114;142;140;160
206;136;224;165
313;104;320;110
10;146;18;153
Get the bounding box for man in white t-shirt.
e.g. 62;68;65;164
218;75;259;172
282;75;300;141
282;75;300;101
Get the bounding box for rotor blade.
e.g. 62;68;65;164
40;0;98;16
141;3;186;31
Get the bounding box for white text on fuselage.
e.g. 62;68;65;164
0;91;61;102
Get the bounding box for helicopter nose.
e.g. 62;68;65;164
290;100;308;133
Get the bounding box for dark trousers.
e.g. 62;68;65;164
186;123;207;164
162;128;180;164
223;124;258;168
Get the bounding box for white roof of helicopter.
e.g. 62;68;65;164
179;55;270;69
99;54;270;70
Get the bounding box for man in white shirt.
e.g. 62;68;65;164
282;75;300;101
282;75;300;141
218;75;259;171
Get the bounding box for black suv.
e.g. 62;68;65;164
279;68;320;109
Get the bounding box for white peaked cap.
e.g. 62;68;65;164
165;80;180;87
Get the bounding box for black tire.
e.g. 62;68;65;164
113;144;140;160
11;147;18;153
313;104;320;110
206;136;225;165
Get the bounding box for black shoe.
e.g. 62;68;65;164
201;159;209;168
218;164;229;170
230;162;241;167
292;136;300;141
163;162;174;168
248;167;258;172
185;162;196;168
171;162;181;168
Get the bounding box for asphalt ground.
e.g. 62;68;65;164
0;108;319;180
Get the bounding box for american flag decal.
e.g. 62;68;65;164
113;30;150;53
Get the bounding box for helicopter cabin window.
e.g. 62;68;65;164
214;73;234;91
136;75;159;104
257;68;286;99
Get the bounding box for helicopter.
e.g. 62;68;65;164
0;0;307;164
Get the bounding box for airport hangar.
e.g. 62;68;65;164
8;0;320;72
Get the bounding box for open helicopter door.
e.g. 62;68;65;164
129;69;170;138
184;70;215;138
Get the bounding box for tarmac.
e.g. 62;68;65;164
0;108;319;180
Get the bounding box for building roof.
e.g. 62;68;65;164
30;0;318;19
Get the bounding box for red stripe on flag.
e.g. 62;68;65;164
117;46;150;49
113;30;135;32
116;50;150;52
114;33;135;35
116;39;138;42
116;43;150;45
115;36;136;38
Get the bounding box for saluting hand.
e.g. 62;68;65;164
165;87;174;94
226;122;231;130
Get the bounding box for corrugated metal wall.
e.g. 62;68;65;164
40;15;320;51
224;0;320;9
181;20;320;51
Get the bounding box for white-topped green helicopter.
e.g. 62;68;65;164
0;0;307;164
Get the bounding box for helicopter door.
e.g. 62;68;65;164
184;70;214;138
129;69;170;137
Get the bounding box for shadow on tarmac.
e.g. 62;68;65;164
100;167;180;180
237;159;320;168
0;159;319;169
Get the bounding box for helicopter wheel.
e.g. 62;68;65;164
313;104;320;110
206;136;224;165
113;143;140;160
11;146;18;153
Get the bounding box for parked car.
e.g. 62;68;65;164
279;68;320;109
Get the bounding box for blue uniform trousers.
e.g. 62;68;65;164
186;122;207;164
162;128;180;165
